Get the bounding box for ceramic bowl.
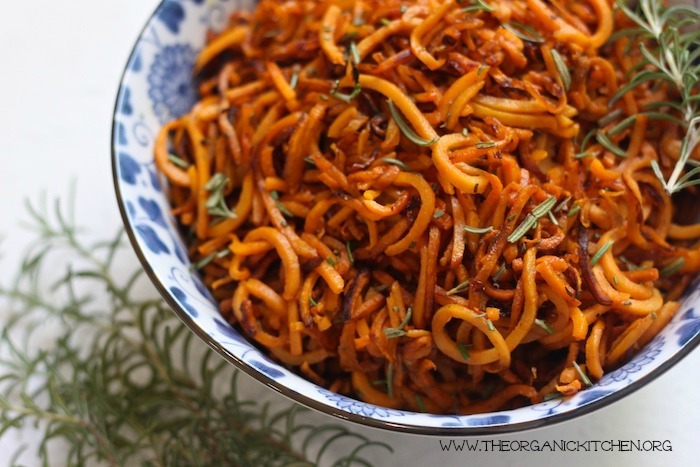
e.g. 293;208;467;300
112;0;700;434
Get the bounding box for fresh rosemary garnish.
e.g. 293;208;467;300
615;0;700;194
380;18;391;26
550;48;571;91
414;394;426;412
386;100;439;147
192;249;230;270
386;365;394;398
572;361;593;387
475;141;496;149
507;195;557;243
168;153;190;168
598;109;624;128
205;173;237;219
492;263;507;282
304;156;316;166
0;194;392;466
346;241;354;264
326;256;337;267
380;157;410;171
446;279;470;296
330;80;362;103
660;257;685;277
574;128;597;159
590;240;614;266
596;131;627;158
349;41;361;66
289;66;300;90
567;204;581;218
270;190;294;218
535;318;554;335
457;342;472;361
464;224;493;235
547;210;559;226
544;392;563;401
462;0;493;14
383;307;413;339
507;214;537;243
309;296;318;308
485;319;496;331
554;196;571;213
502;21;545;43
433;210;445;219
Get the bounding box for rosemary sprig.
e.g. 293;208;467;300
615;0;700;194
0;194;392;466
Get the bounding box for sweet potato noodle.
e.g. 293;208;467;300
154;0;700;414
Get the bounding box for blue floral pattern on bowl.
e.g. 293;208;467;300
112;0;700;434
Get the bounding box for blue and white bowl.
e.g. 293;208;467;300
112;0;700;434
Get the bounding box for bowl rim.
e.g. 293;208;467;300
111;0;700;436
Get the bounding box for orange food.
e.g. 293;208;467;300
154;0;700;414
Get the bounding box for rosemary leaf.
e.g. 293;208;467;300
550;48;571;91
289;66;300;90
331;80;362;103
572;361;593;387
415;394;426;411
502;21;545;43
464;225;493;235
387;100;439;147
535;318;554;335
492;263;506;282
346;241;354;264
596;131;628;158
590;240;614;266
380;157;410;171
457;343;472;361
660;257;685;277
168;153;190;169
507;213;537;243
463;0;493;13
446;280;470;296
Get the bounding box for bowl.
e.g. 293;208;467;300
112;0;700;434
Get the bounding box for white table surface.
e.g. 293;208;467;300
0;1;698;466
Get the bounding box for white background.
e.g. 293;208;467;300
0;1;698;466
